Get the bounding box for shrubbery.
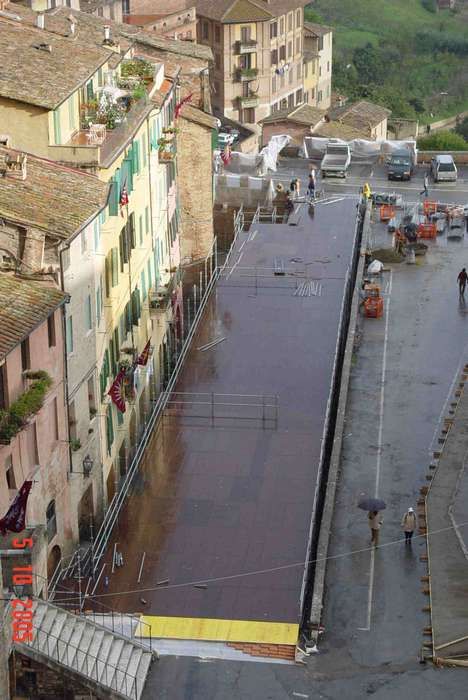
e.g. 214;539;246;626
417;130;468;150
0;372;52;442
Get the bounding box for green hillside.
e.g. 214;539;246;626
306;0;468;121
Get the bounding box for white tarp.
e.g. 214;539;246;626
214;134;292;177
304;137;417;162
259;134;292;172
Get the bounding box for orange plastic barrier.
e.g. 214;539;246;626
364;296;384;318
423;200;437;216
380;205;395;222
417;223;437;239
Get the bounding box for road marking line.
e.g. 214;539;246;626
361;270;393;632
429;337;468;456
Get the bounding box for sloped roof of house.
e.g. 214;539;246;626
329;100;392;130
303;21;333;37
180;104;218;129
260;104;324;127
194;0;309;23
313;120;368;141
0;17;112;109
0;148;108;239
0;273;66;359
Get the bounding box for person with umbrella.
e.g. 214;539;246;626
358;497;386;547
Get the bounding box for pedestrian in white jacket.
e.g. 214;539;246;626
401;507;417;544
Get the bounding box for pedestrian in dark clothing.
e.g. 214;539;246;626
420;173;429;198
458;268;468;295
401;507;417;544
307;171;316;200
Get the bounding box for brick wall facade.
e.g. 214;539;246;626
177;117;214;264
12;652;97;699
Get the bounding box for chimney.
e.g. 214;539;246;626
68;14;76;35
103;25;111;43
36;13;45;29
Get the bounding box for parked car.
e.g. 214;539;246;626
217;132;235;148
387;147;415;181
431;154;457;182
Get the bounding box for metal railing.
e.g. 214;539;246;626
51;595;153;654
163;391;279;428
19;616;141;700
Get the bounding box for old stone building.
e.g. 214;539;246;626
194;0;309;127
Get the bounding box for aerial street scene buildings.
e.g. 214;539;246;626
1;1;468;699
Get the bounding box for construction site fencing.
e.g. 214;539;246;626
300;196;369;625
162;391;279;429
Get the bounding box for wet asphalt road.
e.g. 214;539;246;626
142;165;468;698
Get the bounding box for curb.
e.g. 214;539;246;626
308;204;372;643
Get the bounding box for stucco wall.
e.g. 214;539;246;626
0;99;50;156
0;307;74;564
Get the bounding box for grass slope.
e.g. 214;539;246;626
307;0;468;121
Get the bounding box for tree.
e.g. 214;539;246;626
417;130;468;150
352;43;386;85
455;116;468;140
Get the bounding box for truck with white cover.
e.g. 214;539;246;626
320;141;351;178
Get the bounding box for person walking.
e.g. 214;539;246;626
307;170;316;200
290;177;300;199
368;510;383;546
420;172;429;198
363;182;371;200
401;507;417;544
458;268;468;296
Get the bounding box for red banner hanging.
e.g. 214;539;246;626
0;481;33;536
137;339;151;366
108;369;126;413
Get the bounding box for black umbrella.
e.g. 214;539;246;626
358;497;386;512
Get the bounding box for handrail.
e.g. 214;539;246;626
18;613;142;699
51;595;153;654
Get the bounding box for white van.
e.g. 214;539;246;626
431;154;457;182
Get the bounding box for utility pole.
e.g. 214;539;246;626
0;559;11;699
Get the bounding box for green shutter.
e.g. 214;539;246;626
105;253;111;296
100;369;106;402
114;327;120;358
132;141;140;174
109;178;119;216
124;156;133;192
106;405;114;454
147;259;152;290
109;337;116;375
86;81;94;101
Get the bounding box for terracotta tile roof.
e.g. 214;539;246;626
126;28;213;61
0;15;114;109
180;104;218;128
0;273;66;359
329;100;392;130
303;21;333;37
194;0;308;22
0;148;109;239
313;121;368;141
260;103;324;126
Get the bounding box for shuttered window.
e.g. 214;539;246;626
132;140;140;174
109;177;119;216
111;248;118;287
106;405;114;454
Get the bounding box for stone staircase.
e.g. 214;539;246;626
15;599;155;699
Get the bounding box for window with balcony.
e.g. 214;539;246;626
241;26;251;43
270;21;277;39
